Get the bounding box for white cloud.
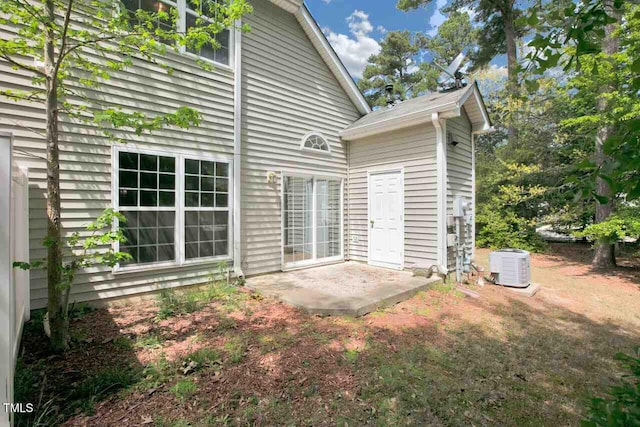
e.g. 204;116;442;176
459;6;477;23
321;0;332;3
427;0;447;36
377;25;387;34
488;64;508;78
324;10;381;79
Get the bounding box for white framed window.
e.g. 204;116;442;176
121;0;233;67
300;131;331;154
281;175;343;269
185;0;231;65
113;146;232;272
183;159;230;260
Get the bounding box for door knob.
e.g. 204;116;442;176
370;220;375;227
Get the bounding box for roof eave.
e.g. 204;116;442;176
340;101;459;141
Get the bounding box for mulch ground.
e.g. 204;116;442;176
15;243;640;426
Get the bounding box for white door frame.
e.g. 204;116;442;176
280;173;345;271
367;168;404;270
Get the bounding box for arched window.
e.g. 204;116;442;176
300;131;331;154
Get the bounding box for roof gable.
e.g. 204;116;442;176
266;1;370;115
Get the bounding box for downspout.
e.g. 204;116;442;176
345;139;350;261
233;21;243;278
471;132;477;260
432;113;448;275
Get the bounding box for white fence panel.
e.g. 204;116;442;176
1;132;30;427
11;161;29;357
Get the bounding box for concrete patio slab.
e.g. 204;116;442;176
245;261;442;316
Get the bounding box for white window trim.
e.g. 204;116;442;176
300;131;332;155
111;145;233;274
123;0;234;69
280;173;344;271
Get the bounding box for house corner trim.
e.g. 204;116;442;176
233;20;243;277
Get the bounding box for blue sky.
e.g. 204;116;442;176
305;0;505;81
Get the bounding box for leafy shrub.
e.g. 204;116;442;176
475;162;548;252
575;207;640;246
582;348;640;426
476;206;546;252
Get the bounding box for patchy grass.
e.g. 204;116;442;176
69;367;141;414
156;274;247;321
342;348;360;365
185;347;221;368
113;336;134;350
135;333;164;349
15;244;640;426
153;416;192;427
223;336;247;364
170;379;198;401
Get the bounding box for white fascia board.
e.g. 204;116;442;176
340;101;459;141
295;6;371;116
465;83;491;132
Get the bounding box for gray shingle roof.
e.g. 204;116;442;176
344;85;475;133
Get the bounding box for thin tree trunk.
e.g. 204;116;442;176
44;0;68;352
592;0;619;269
503;3;518;141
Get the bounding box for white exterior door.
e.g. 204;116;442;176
368;170;403;269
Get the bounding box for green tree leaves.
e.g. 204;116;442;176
0;0;252;137
357;30;427;107
357;11;478;107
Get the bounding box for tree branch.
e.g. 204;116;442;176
12;0;46;26
54;0;75;78
0;53;46;77
59;34;130;64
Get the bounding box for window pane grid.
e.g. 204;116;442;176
184;0;230;65
117;150;231;268
118;152;176;208
184;211;229;260
302;133;330;152
120;211;176;265
184;158;230;261
122;0;230;66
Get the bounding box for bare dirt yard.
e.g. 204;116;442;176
15;243;640;426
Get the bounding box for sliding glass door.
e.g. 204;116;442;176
283;176;342;268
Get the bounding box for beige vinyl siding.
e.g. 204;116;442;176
347;124;439;269
446;112;474;268
239;0;361;275
1;24;236;308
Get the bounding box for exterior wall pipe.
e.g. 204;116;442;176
431;113;448;275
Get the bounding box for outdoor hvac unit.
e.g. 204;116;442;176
489;249;531;288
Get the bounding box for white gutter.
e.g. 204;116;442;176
432;113;448;275
233;21;243;278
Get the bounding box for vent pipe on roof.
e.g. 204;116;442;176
385;84;395;107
